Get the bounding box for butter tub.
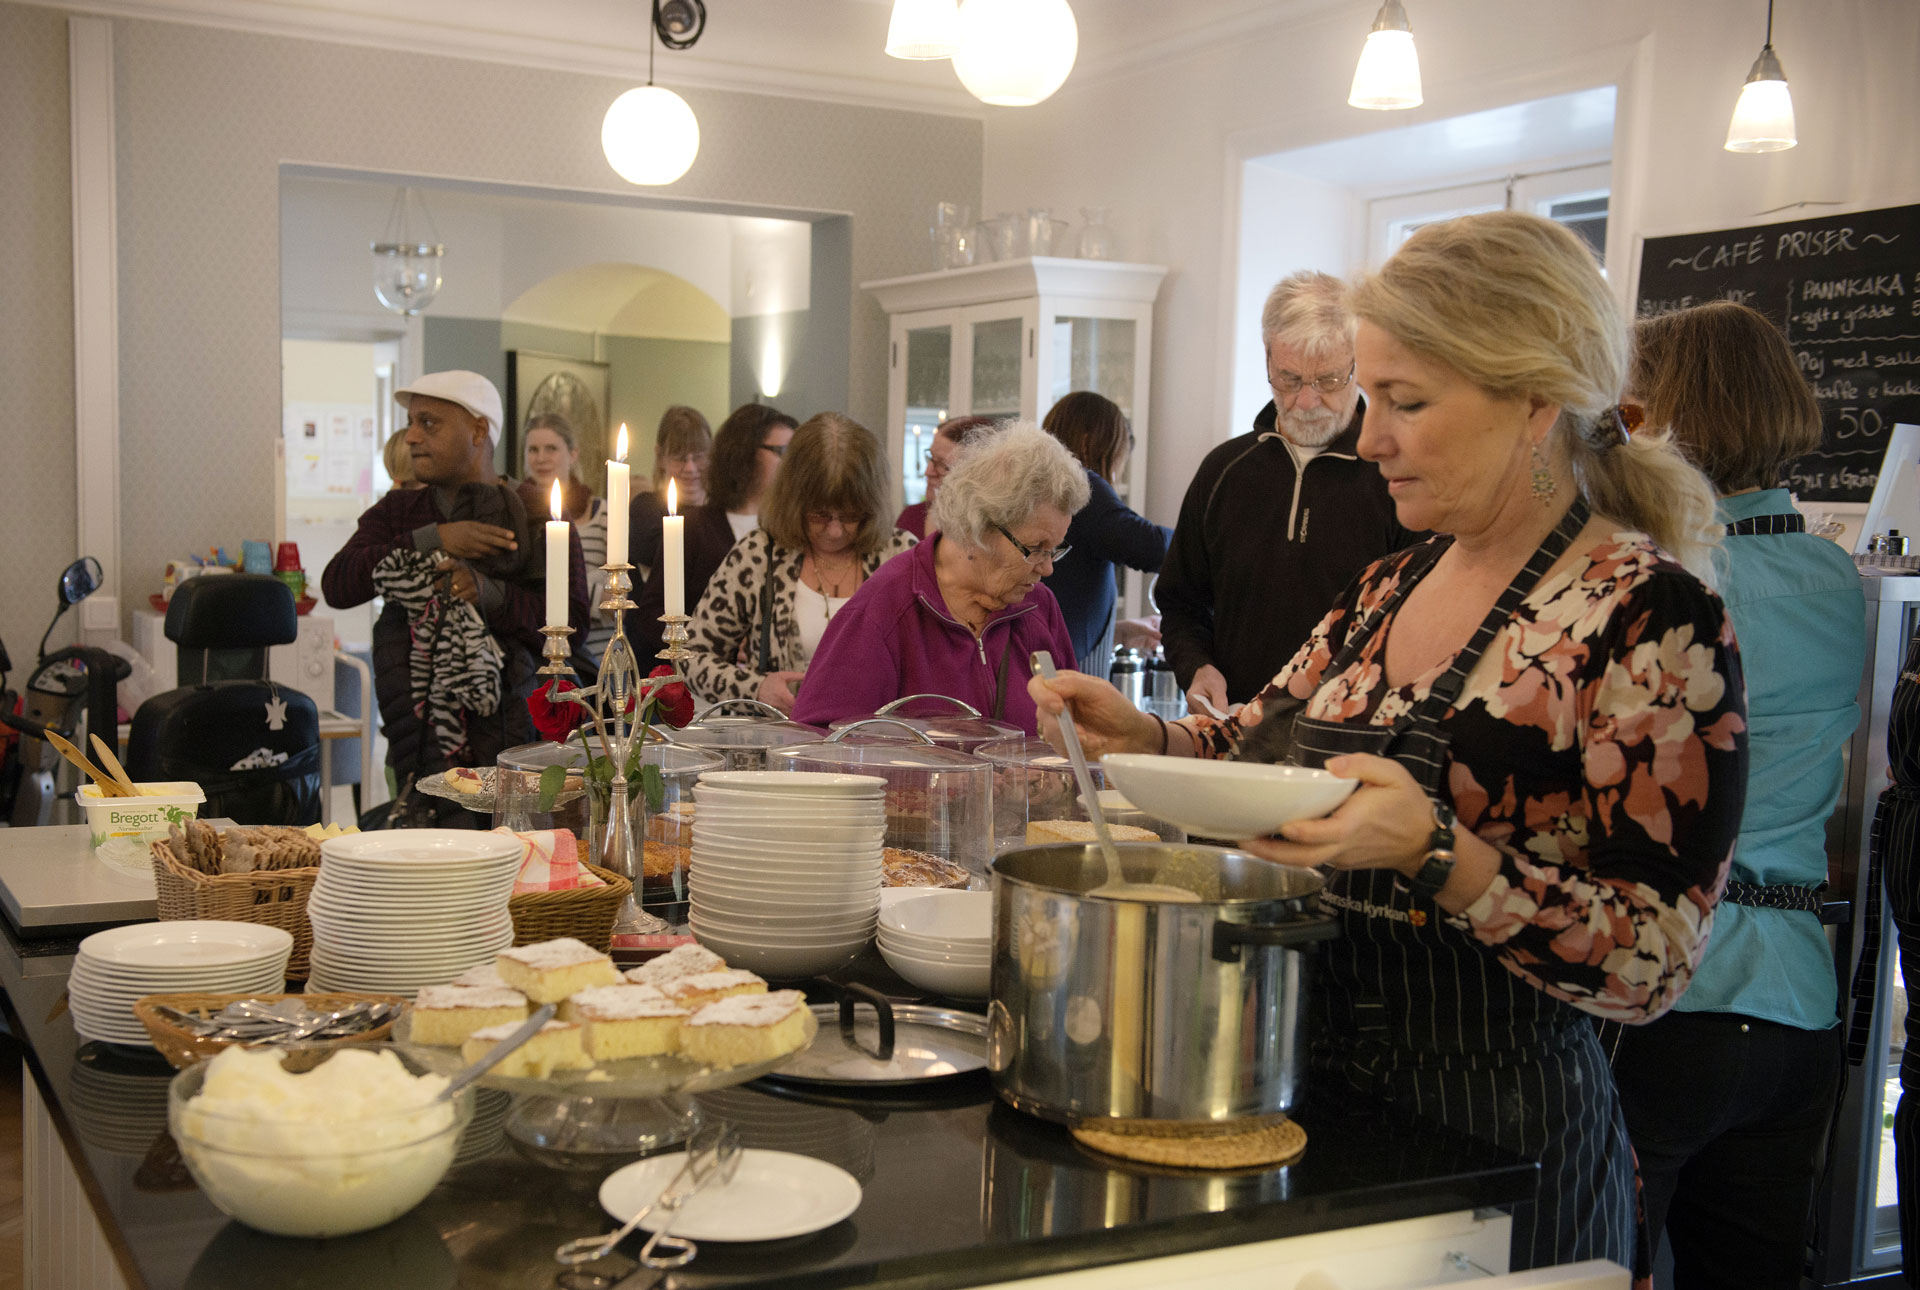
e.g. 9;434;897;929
78;782;206;856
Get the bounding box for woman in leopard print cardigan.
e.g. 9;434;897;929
683;413;915;713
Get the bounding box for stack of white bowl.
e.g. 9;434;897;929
306;830;520;999
69;921;293;1048
877;890;992;1001
687;771;887;978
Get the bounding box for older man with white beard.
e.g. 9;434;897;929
1156;270;1417;712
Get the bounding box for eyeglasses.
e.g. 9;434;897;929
924;458;951;479
806;511;861;529
759;442;787;458
1268;361;1356;397
993;522;1071;567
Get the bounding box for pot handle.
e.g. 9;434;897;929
1211;914;1339;963
828;719;936;745
689;698;787;723
878;694;982;718
837;981;896;1062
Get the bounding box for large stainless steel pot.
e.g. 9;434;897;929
987;843;1335;1126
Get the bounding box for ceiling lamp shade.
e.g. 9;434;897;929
602;85;700;185
952;0;1078;107
1348;0;1423;111
886;0;959;60
370;187;444;316
1725;1;1796;152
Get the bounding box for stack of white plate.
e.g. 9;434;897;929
69;921;293;1048
877;890;991;1001
688;771;887;979
306;830;521;999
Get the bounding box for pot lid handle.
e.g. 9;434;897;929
689;698;787;723
826;719;936;745
877;694;982;718
837;982;896;1062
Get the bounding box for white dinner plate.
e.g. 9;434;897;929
599;1148;860;1241
319;829;523;866
78;921;294;969
70;965;286;989
696;772;886;796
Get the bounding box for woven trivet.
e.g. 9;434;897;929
1070;1113;1306;1169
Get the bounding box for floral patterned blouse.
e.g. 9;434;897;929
1188;530;1749;1033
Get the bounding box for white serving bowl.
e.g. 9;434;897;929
876;925;990;958
877;942;990;1000
878;890;992;942
688;929;867;979
875;935;989;966
1098;754;1357;840
689;858;882;885
689;910;877;940
687;888;877;918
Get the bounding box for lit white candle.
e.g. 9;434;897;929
663;478;686;618
607;423;630;566
546;479;568;630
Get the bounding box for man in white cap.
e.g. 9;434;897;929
323;371;588;822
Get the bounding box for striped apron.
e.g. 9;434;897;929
1275;498;1637;1269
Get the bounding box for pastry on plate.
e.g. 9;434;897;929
450;963;511;990
679;990;809;1067
662;969;766;1011
881;846;971;889
408;984;529;1047
446;767;487;794
1025;819;1159;846
642;839;691;881
496;937;623;1004
624;943;726;989
562;984;688;1059
460;1019;591;1078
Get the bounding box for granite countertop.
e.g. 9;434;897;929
0;911;1535;1290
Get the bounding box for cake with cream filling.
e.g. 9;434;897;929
678;990;809;1067
450;963;511;990
561;985;689;1059
408;984;529;1047
496;937;622;1003
460;1019;591;1077
624;943;725;989
662;969;766;1011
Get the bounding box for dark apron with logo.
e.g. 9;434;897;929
1266;498;1636;1269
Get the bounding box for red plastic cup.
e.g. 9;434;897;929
274;542;302;572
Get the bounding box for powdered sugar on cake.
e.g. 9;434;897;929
450;964;510;990
501;937;606;969
687;990;805;1028
626;944;724;986
569;985;684;1020
664;969;763;1001
414;984;526;1010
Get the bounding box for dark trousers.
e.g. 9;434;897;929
1610;1009;1843;1290
1878;789;1920;1282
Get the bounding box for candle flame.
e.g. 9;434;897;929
666;477;677;516
616;423;629;463
550;479;564;521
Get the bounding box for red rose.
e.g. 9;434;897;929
527;678;586;742
644;665;695;729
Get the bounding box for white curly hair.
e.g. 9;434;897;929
929;420;1091;553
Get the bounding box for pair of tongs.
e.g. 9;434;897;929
555;1124;743;1269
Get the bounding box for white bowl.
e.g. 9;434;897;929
688;887;876;916
689;856;882;882
693;822;884;846
876;926;990;958
877;942;990;1000
689;910;877;940
688;929;867;979
878;889;992;942
697;772;887;797
1098;754;1357;840
876;937;990;966
691;837;883;861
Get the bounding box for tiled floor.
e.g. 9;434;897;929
0;1043;22;1290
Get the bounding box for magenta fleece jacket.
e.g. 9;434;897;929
792;534;1077;736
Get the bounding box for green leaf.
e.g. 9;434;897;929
537;762;569;813
641;762;666;815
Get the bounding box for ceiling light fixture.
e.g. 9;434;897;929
370;187;444;316
952;0;1077;107
602;0;706;186
886;0;959;60
1725;0;1796;153
1348;0;1422;111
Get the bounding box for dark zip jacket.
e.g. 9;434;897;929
1155;398;1417;704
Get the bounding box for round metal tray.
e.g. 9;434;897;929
761;987;989;1087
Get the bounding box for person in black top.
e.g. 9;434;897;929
1038;391;1170;678
1878;625;1920;1278
1157;270;1416;711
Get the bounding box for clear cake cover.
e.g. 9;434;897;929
765;736;993;882
667;712;826;772
977;736;1105;852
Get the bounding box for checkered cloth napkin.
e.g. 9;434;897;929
496;828;607;894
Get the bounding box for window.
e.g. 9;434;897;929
1367;161;1612;269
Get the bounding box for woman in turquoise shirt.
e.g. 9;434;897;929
1609;301;1865;1289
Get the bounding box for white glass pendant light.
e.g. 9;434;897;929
370;187;444;316
1348;0;1422;111
886;0;959;60
1725;0;1796;153
952;0;1078;107
602;0;705;186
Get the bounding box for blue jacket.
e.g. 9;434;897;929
1042;470;1170;670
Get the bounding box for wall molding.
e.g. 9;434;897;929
69;14;121;640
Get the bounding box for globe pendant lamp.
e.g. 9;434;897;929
602;0;704;186
369;187;444;316
1348;0;1423;111
1725;0;1796;153
952;0;1078;107
886;0;959;60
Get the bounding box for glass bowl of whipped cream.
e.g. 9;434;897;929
169;1042;473;1237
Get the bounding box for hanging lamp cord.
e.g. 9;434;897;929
1764;0;1775;50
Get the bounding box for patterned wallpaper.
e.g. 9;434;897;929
0;6;78;666
108;16;981;606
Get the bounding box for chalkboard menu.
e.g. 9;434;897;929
1634;202;1920;502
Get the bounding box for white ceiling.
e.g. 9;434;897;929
57;0;1350;113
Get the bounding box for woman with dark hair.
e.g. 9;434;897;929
1606;301;1865;1288
632;405;714;577
629;402;796;661
517;413;613;660
897;415;994;539
683;413;914;712
1039;391;1170;677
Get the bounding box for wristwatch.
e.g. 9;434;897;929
1405;799;1457;900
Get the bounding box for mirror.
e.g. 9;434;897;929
58;557;102;609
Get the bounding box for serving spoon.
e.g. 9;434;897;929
1032;652;1198;903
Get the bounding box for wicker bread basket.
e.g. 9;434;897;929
149;840;320;979
508;862;630;953
133;991;404;1069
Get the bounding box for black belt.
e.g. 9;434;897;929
1723;880;1824;913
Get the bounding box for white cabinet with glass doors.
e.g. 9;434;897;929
863;257;1167;611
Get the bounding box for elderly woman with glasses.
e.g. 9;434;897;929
795;422;1086;734
680;412;915;714
896;415;995;539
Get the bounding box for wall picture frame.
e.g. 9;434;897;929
505;350;613;479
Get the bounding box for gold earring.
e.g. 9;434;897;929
1530;442;1556;505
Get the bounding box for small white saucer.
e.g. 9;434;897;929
598;1148;861;1242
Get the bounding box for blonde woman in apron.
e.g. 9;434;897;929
1032;212;1749;1275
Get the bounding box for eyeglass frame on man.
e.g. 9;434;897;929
992;521;1071;567
759;441;787;458
1267;359;1357;398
